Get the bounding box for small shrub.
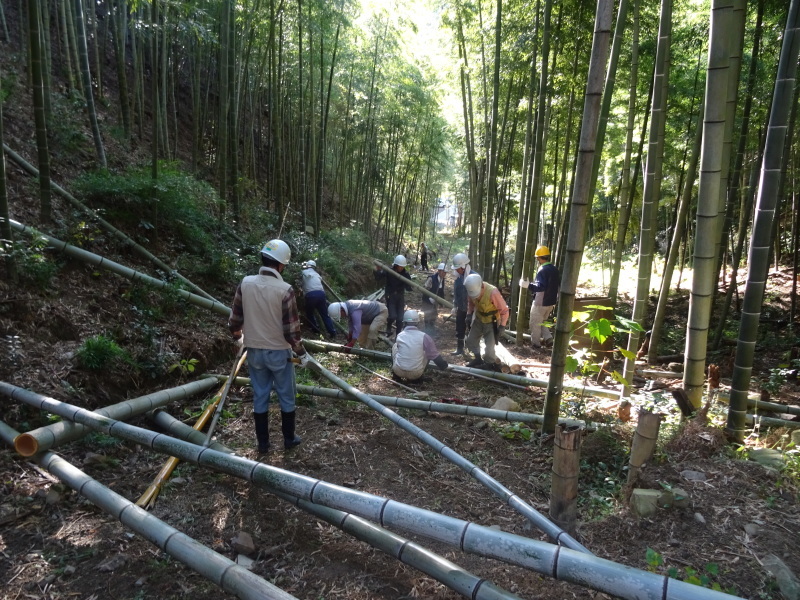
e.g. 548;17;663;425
10;234;60;289
76;335;130;371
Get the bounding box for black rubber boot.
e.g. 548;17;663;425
253;412;270;453
385;319;394;337
281;410;302;450
450;338;464;355
465;351;483;368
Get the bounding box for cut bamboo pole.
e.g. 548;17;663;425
147;409;234;454
304;340;622;400
354;362;417;394
138;350;246;509
0;420;297;600
0;382;741;600
550;425;583;537
151;415;524;600
13;378;218;456
304;357;590;553
627;409;663;484
373;259;453;308
2;144;219;303
7;219;231;316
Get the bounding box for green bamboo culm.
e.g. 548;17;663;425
727;0;800;442
27;0;52;224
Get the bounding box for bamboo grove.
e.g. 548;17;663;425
1;0;799;439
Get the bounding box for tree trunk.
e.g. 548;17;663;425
28;0;52;223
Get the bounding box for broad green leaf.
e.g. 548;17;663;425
565;356;579;373
587;318;614;343
611;370;628;385
616;315;645;332
618;348;637;361
571;310;591;323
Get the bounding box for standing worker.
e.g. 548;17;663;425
421;263;447;332
328;299;389;350
519;245;560;349
299;259;337;339
450;253;471;355
228;239;307;453
392;310;449;382
464;273;510;370
420;242;429;271
374;255;412;339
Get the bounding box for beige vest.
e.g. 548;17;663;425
241;268;292;350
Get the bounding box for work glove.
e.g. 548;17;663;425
343;339;355;354
519;278;530;288
496;325;506;345
297;353;310;368
232;331;244;350
428;297;436;305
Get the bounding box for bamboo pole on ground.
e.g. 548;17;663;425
138;350;247;509
550;425;583;537
0;420;297;600
305;357;591;553
0;382;742;600
2;145;220;303
627;409;663;484
304;340;622;400
354;362;417;393
148;415;525;600
7;219;232;316
13;378;218;456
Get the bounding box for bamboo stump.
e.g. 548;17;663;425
549;424;583;537
626;409;663;484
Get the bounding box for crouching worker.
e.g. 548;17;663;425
328;299;388;351
464;273;509;369
392;310;448;382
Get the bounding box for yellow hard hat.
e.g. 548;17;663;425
535;245;550;257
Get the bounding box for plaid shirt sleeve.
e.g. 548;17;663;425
228;284;244;333
282;287;305;354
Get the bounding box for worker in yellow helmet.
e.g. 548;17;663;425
519;245;560;350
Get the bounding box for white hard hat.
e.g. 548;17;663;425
328;302;347;321
402;309;421;324
261;239;291;265
437;263;446;271
392;255;408;268
303;259;317;269
452;253;470;269
464;273;483;298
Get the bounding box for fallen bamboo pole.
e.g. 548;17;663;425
203;378;593;430
152;415;524;600
2;144;219;303
0;420;297;600
0;382;741;600
137;358;246;509
304;340;622;400
203;347;248;446
7;219;231;317
304;357;591;554
14;378;218;456
147;409;234;454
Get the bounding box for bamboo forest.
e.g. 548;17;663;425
1;0;799;598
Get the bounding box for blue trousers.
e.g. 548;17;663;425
246;348;297;413
305;290;336;336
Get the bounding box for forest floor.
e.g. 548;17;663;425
1;232;799;600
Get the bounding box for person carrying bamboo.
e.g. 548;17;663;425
519;245;560;349
328;299;389;351
299;259;337;340
464;273;510;370
228;239;307;453
392;310;449;382
374;255;412;338
450;253;471;355
421;262;447;332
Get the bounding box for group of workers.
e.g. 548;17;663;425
227;238;560;455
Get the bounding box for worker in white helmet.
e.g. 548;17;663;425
299;259;337;339
519;245;560;349
450;253;471;355
327;299;388;351
392;310;448;382
463;273;509;370
228;239;306;453
421;263;447;332
374;254;412;338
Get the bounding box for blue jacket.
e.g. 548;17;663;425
526;262;559;306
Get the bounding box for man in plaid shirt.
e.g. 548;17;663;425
229;239;307;453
